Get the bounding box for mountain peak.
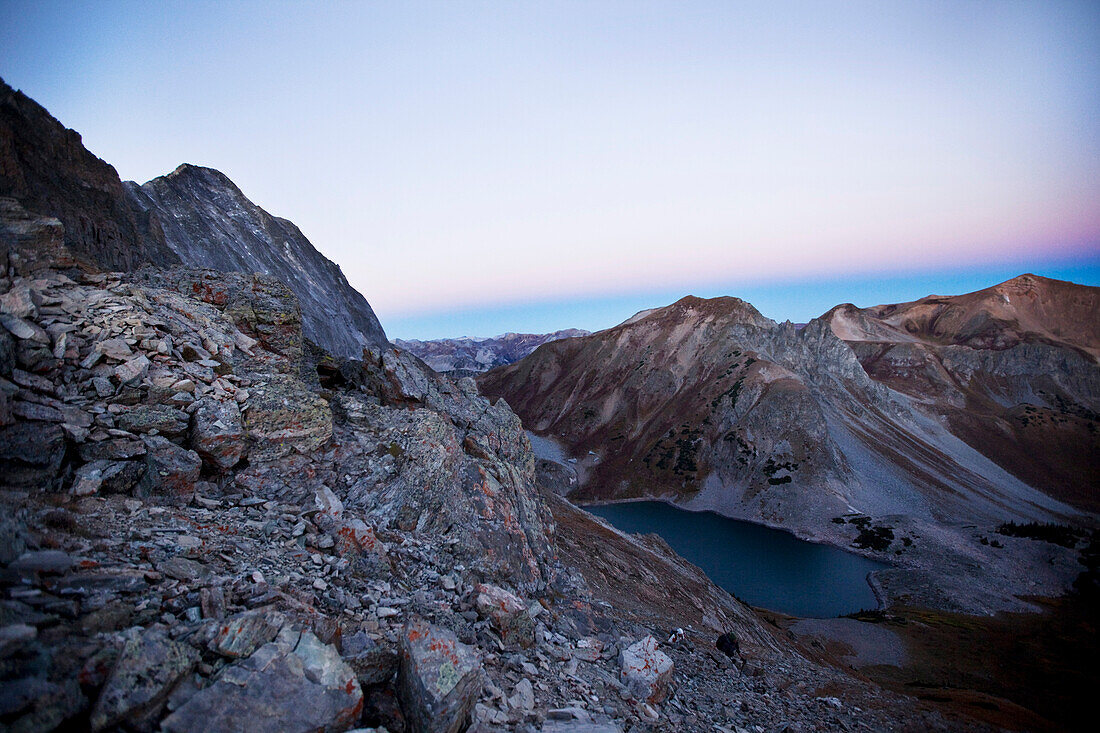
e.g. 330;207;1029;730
646;294;774;330
127;165;388;357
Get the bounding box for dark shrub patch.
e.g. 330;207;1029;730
996;522;1084;549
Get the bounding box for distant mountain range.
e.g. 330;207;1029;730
396;329;589;374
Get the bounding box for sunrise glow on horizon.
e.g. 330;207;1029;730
3;0;1098;339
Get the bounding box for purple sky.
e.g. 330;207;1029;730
2;1;1098;338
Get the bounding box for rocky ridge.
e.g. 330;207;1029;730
0;202;972;731
396;330;590;376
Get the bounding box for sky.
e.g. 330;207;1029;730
2;0;1098;339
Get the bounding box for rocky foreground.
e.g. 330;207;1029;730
0;201;984;732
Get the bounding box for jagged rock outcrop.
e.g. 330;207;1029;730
2;76;384;358
161;628;363;733
0;77;179;271
124;164;387;358
396;329;590;374
397;617;482;733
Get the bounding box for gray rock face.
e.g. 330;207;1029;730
0;422;66;488
342;631;399;687
0;197;71;276
125;164;387;358
137;435;201;505
397;617;483;733
162;628;362;733
337;349;557;591
205;608;287;658
474;582;535;649
396;329;590;374
190;396;245;469
243;375;332;461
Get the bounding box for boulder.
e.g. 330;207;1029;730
90;628;199;731
0;313;49;344
136;435;201;504
332;517;387;563
78;438;146;462
0;514;28;565
474;583;535;649
71;460;108;495
0;677;86;732
573;637;604;662
541;722;623;733
243;375;331;461
190;397;245;469
161;628;362;733
0;283;40;319
98;460;146;494
619;636;674;704
156;556;214;583
397;617;482;733
9;549;74;575
95;337;134;361
0;331;13;378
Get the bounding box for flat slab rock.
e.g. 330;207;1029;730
162;628;362;733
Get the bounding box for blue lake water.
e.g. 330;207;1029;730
585;501;888;618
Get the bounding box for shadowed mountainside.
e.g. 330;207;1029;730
0;76;179;271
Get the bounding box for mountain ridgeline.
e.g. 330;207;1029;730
479;280;1099;613
480;281;1099;522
